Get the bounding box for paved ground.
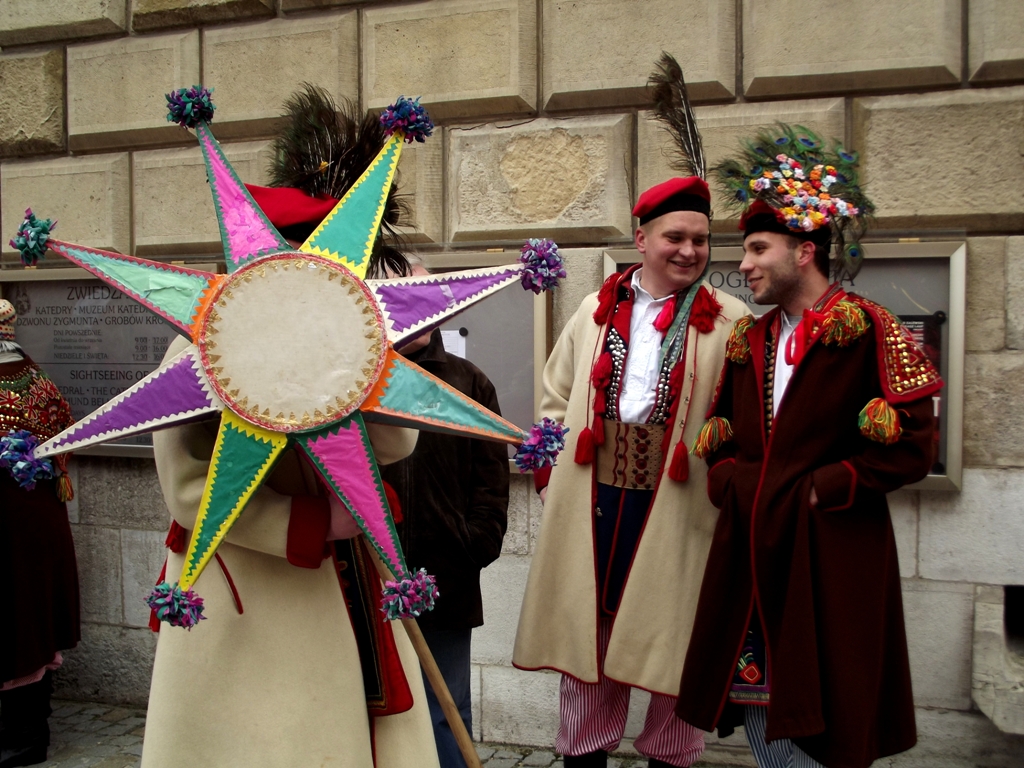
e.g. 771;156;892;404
35;699;744;768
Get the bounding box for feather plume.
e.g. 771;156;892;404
649;52;706;179
268;83;410;277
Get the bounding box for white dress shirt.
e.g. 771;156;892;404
773;313;801;416
618;269;672;424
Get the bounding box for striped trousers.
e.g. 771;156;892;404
743;706;825;768
554;619;704;766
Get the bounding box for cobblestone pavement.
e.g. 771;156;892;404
37;700;744;767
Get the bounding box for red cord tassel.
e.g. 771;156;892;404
667;441;689;482
574;426;595;465
653;296;677;332
591;352;613;388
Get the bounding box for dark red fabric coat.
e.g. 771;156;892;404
676;289;941;768
0;357;80;683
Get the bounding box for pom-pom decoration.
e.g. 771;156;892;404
691;416;734;459
9;208;55;266
165;85;215;129
726;315;755;363
518;239;566;294
379;96;433;144
146;581;206;629
0;429;56;490
858;397;901;445
514;417;568;472
381;568;439;620
821;300;869;347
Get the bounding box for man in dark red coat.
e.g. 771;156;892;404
676;130;942;768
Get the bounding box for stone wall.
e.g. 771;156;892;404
1;0;1024;763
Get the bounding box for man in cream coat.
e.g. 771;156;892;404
513;176;749;768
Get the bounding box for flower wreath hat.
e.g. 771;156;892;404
714;124;874;280
12;87;567;628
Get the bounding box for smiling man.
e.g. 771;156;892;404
513;160;749;765
676;130;942;768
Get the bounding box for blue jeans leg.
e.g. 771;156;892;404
420;628;474;768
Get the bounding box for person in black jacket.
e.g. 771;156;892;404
378;263;510;768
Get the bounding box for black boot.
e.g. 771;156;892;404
563;750;608;767
0;672;51;767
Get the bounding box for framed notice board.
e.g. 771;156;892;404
604;241;965;491
0;266;213;458
422;252;551;468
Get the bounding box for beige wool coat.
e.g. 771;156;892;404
141;337;439;768
513;283;749;696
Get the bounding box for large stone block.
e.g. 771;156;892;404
638;99;845;229
76;457;168;531
133;140;273;255
448;115;633;243
363;0;536;121
121;529;167;628
475;554;530;666
966;237;1007;352
0;49;65;158
853;88;1024;232
70;524;123;625
541;0;735;111
67;31;200;153
0;0;126;46
553;249;604;340
54;623;157;706
478;664;559;746
132;0;273;33
502;474;530;556
743;0;960;99
202;14;358;140
973;585;1024;735
891;707;1024;767
890;489;918;578
969;0;1024;84
1007;237;1024;350
963;353;1024;468
395;138;443;245
920;468;1024;584
283;0;400;9
1;153;131;256
902;578;974;710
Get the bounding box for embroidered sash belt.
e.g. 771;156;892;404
595;420;665;490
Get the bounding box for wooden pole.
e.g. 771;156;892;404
370;555;483;768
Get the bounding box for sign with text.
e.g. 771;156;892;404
2;278;181;448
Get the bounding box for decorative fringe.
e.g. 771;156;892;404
691;416;733;459
9;208;55;266
821;300;869;347
146;581;206;629
514;418;568;472
858;397;901;445
379;96;433;143
574;426;595;465
592;273;619;325
689;287;723;334
725;316;755;363
590;411;605;446
668;441;689;482
381;568;438;620
165;85;215;129
653;296;677;332
518;238;566;294
57;473;74;502
0;429;55;490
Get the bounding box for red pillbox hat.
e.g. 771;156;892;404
632;176;711;224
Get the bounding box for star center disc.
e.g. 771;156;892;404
197;253;386;432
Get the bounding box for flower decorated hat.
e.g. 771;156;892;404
12;86;567;629
714;124;874;279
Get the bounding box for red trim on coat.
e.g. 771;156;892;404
214;552;244;615
286;495;331;568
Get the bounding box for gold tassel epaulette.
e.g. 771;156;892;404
858;397;901;445
691;416;733;458
821;300;869;346
725;316;755;363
